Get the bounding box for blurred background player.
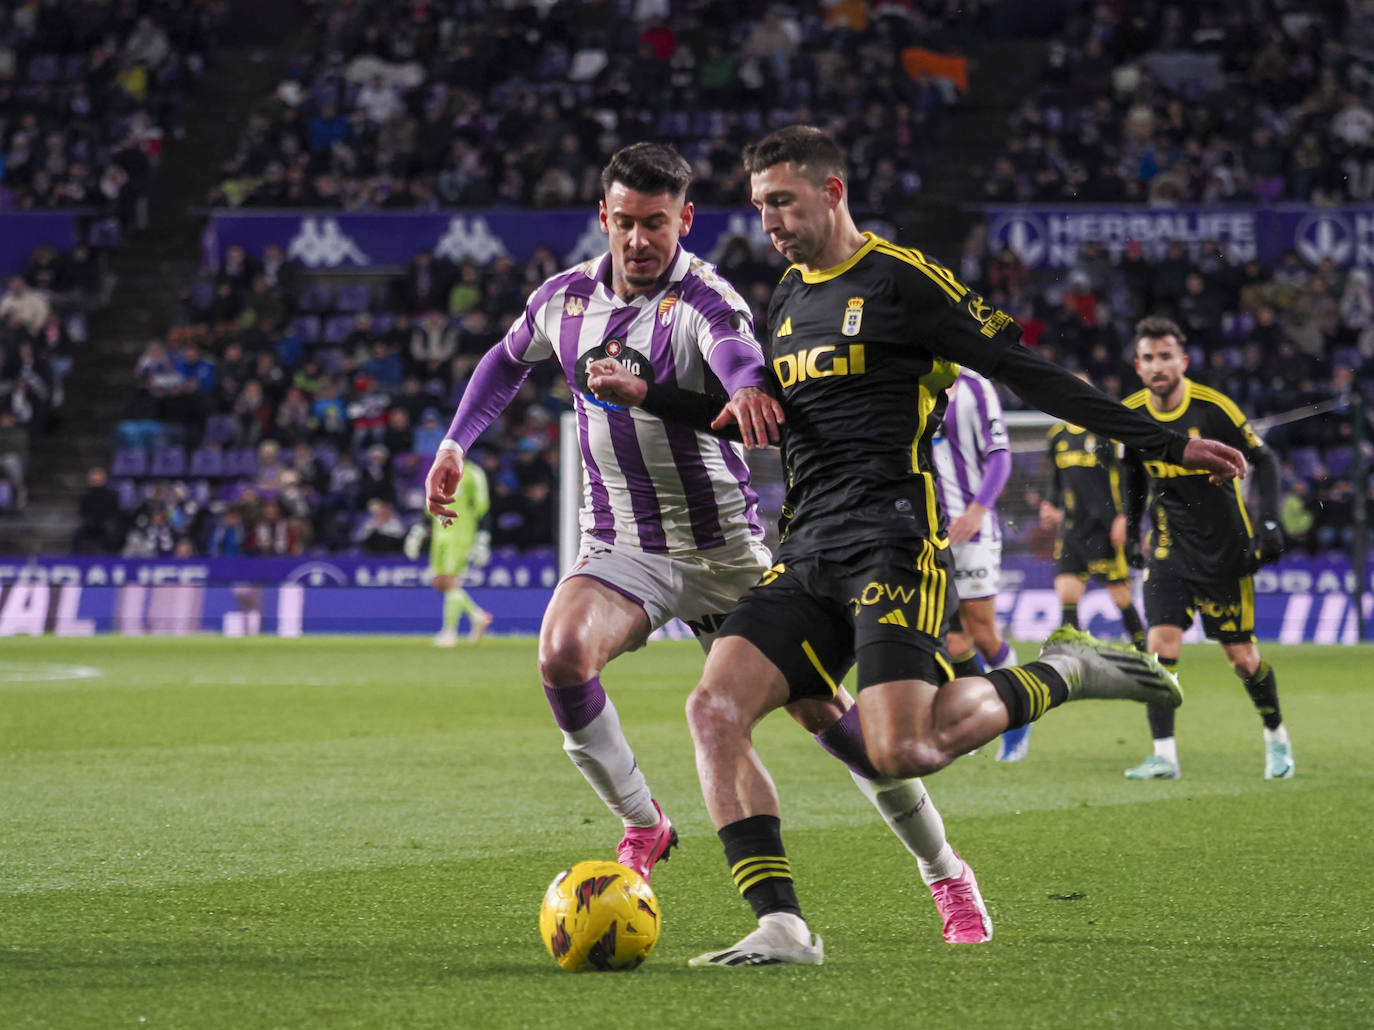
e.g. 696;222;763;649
1121;317;1291;781
1039;372;1148;652
932;369;1029;762
408;458;492;646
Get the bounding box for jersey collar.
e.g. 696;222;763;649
789;232;882;284
1146;378;1192;421
591;245;692;307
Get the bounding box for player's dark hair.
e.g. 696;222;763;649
1134;315;1186;350
600;142;692;199
742;125;848;185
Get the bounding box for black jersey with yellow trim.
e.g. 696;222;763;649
1122;378;1263;574
765;233;1022;559
1046;423;1123;533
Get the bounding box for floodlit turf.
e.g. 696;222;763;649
2;636;1371;1029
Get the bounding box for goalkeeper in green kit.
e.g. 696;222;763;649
406;459;494;646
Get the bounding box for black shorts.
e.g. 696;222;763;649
1054;527;1129;583
1143;561;1255;644
717;541;957;702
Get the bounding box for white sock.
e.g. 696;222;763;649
850;770;963;884
560;696;657;827
1153;736;1179;766
1263;724;1290;745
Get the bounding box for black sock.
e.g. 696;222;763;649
950;648;982;678
718;815;801;919
985;662;1070;729
1061;602;1079;629
1147;657;1179;738
1240;660;1282;730
1119;603;1147;651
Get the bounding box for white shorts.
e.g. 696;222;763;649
565;535;772;648
951;539;1002;600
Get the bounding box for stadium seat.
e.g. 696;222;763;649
190;280;216;312
112;478;138;509
335;282;372;312
189;446;226;478
111;447;148;478
151;446;187;478
323;314;356;345
290;314;322;344
0;479;13;510
298;282;334;313
224;447;258;479
27;54;59;84
203;413;236;446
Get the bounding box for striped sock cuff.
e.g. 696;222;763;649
731;855;792;895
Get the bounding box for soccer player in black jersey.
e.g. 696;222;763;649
1040;371;1149;650
1120;317;1292;782
589;126;1246;966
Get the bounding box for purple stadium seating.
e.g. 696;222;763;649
189;446;226;478
151;446;187;478
335;282;371;312
111;447;148;477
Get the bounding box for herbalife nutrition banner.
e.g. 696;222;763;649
0;554;1365;642
202;208;770;270
980;205;1374;270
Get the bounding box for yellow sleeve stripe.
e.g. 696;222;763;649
873;241;968;302
801;641;839;697
1189;384;1250;427
1122;389;1150;410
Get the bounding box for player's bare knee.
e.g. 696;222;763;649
868;737;944;779
685;680;745;744
538;636;599;687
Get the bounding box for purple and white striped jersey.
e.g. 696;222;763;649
446;245;767;555
931;369;1011;545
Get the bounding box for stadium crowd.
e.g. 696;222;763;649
57;0;1370;559
0;0;225;226
206;0;990;215
982;0;1374;205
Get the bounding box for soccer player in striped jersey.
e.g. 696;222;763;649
592;126;1247;965
931;369;1030;762
426;144;989;928
1120;317;1292;781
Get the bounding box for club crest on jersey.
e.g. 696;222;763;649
841;297;864;337
658;289;679;327
564;296;586;317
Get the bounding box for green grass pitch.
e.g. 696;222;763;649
3;636;1371;1029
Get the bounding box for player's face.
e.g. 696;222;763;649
1134;334;1188;401
750;162;840;268
600;183;693;299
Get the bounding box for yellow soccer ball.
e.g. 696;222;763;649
538;860;661;971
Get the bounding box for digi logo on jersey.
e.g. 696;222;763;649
772;344;866;387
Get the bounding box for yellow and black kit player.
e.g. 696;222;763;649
639;234;1200;705
1120;317;1292;780
1044;421;1148;648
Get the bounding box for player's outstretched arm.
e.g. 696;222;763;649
426;445;464;520
994;344;1247;479
587;357;783;447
